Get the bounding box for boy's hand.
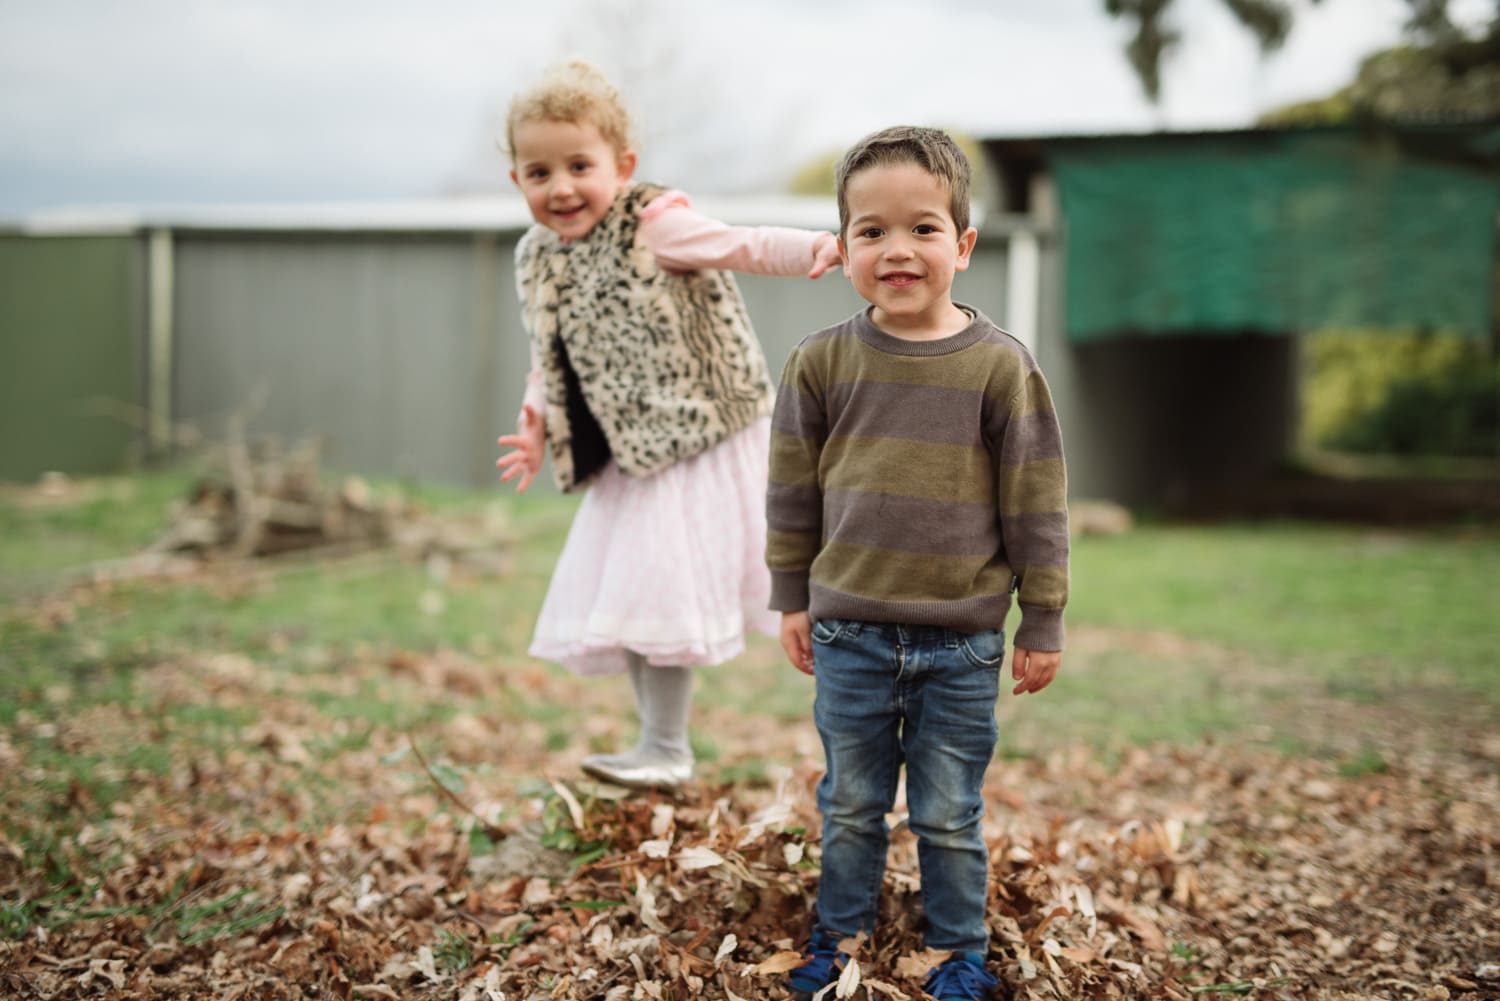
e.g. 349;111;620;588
808;233;843;279
496;403;545;493
1011;647;1060;695
780;611;815;675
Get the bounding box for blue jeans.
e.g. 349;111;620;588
810;618;1003;954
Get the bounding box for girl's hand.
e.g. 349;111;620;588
780;611;814;675
1011;647;1061;695
808;232;843;279
496;403;545;493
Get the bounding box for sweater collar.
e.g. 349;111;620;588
853;304;987;356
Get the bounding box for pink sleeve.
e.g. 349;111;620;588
521;368;546;418
640;190;827;276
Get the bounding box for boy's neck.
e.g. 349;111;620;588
869;301;971;341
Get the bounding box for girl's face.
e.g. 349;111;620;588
510;118;636;242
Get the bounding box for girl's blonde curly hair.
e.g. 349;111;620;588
504;59;634;162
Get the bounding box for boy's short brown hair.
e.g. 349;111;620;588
835;126;971;238
505;59;634;162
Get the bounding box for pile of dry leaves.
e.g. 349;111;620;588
2;660;1496;1001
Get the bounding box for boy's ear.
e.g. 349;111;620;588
838;236;851;277
508;168;520;189
954;226;978;272
616;149;639;182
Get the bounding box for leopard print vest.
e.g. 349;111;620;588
516;183;775;491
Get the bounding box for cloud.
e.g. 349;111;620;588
0;0;1430;214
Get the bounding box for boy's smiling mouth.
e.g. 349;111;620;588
879;271;921;287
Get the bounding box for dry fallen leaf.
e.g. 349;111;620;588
714;933;737;969
755;951;808;975
835;955;861;998
676;845;725;870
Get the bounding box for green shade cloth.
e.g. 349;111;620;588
1047;126;1499;341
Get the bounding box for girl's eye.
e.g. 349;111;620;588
570;161;591;173
527;168;548;181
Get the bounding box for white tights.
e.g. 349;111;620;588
624;652;694;764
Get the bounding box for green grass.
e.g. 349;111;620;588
2;468;1496;789
0;471;198;589
988;518;1500;754
0;476;577;709
1067;521;1499;692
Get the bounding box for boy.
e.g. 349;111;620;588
766;126;1069;1001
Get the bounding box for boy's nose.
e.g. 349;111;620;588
885;240;915;260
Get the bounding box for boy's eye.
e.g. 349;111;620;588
859;227;883;239
914;224;938;235
527;167;548;181
570;161;592;173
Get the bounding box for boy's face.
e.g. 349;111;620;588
510;117;637;242
838;162;977;336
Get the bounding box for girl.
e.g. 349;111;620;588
495;60;842;790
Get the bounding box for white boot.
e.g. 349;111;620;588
581;655;694;790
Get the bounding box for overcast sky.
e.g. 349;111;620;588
0;0;1489;217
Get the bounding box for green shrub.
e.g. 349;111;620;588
1301;329;1498;456
1325;359;1498;455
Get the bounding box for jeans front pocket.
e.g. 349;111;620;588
958;628;1006;668
810;618;847;645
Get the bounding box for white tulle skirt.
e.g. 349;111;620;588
528;418;780;676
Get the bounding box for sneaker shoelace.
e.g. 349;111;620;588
788;931;845;992
925;954;999;1000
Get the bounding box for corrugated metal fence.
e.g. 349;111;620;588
1;211;1040;488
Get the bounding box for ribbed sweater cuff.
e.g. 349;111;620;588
1014;604;1065;652
769;571;810;613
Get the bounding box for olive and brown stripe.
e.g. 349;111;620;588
766;307;1069;651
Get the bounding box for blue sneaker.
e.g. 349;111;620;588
925;951;999;1000
786;929;847;1000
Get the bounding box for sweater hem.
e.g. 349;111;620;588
808;584;1012;636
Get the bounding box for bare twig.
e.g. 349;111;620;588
405;734;507;841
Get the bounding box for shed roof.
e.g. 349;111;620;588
7;193;841;237
986;123;1500;340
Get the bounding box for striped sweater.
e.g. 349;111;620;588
766;307;1070;651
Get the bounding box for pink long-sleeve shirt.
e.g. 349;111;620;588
519;189;835;417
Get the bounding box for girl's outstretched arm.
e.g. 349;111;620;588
640;190;842;279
